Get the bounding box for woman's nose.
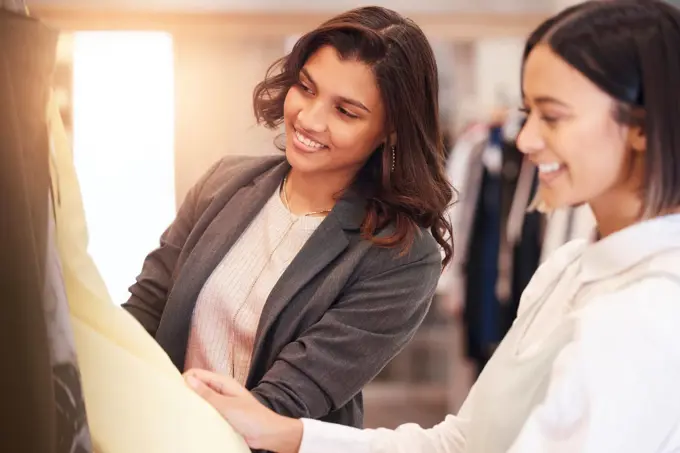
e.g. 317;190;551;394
297;100;328;133
516;115;545;155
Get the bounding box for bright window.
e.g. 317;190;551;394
72;31;175;304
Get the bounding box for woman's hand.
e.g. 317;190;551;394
183;369;303;453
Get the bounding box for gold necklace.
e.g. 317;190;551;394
228;219;297;381
227;175;331;381
282;174;333;217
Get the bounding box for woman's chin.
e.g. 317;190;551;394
285;145;327;174
530;191;587;214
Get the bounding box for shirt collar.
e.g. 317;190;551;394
580;213;680;283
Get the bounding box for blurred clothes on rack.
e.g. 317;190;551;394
48;89;250;453
463;124;505;373
0;8;88;453
497;151;543;337
439;112;544;375
437;122;488;302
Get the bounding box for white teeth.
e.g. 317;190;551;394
538;162;562;174
295;130;325;149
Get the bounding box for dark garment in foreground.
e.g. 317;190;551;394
0;9;93;453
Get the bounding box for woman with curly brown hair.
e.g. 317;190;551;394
123;5;453;432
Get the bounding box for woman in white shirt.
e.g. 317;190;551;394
184;1;680;452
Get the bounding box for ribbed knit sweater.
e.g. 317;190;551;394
184;188;323;384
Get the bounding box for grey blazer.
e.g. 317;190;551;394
123;154;442;430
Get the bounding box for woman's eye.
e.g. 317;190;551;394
520;107;559;126
337;106;358;119
297;82;313;94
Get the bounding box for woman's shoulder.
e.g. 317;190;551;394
572;275;680;369
207;154;285;183
412;227;442;260
571;249;680;361
347;229;442;308
358;227;442;279
192;153;286;198
579;249;680;323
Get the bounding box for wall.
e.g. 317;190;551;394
167;0;582;205
473;37;526;114
173;35;283;203
171;33;531;205
31;0;553;13
41;0;563;206
552;0;585;9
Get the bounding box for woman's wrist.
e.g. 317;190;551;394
278;417;304;453
256;414;303;453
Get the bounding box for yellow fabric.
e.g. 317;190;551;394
47;93;249;453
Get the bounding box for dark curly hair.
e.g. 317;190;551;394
252;6;454;267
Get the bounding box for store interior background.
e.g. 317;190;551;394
33;0;581;431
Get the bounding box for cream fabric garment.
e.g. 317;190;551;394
47;93;249;453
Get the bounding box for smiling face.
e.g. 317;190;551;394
283;45;387;179
517;44;644;212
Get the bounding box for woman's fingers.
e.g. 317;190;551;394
183;368;248;397
185;374;223;407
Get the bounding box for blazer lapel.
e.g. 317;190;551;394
157;160;289;369
250;191;366;368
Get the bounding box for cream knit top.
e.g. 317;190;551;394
184;187;323;384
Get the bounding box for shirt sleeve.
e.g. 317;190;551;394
508;277;680;453
299;386;477;453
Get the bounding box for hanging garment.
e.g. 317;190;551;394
0;9;84;453
46;196;93;453
437;123;487;303
47;90;250;453
506;183;542;333
462;126;505;374
496;140;527;304
498;154;543;335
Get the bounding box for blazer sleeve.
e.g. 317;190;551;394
250;244;442;420
122;160;223;336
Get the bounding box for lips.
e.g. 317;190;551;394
537;162;563;174
294;128;327;150
535;161;566;184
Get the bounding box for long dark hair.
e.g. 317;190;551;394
252;7;454;267
523;0;680;217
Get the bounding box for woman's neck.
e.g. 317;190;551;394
284;168;354;216
589;190;642;238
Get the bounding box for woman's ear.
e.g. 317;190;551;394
628;124;646;153
627;108;646;153
388;132;397;147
